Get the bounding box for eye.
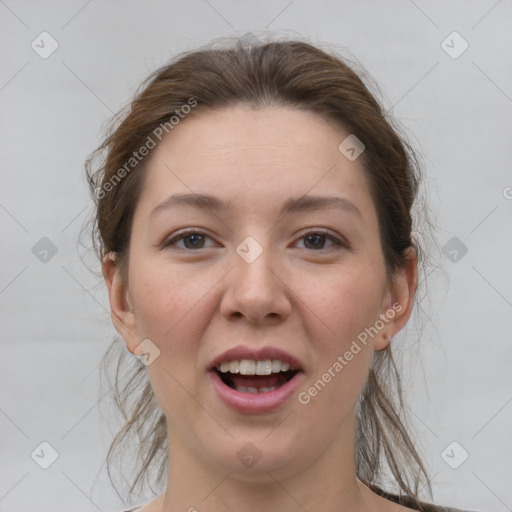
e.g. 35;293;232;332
164;230;216;250
163;229;347;251
294;231;345;251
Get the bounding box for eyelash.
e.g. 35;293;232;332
162;229;347;252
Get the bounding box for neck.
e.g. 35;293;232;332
160;420;377;512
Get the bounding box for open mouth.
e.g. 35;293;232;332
208;353;304;413
213;359;300;394
215;367;299;393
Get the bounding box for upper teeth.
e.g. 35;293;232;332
217;359;291;375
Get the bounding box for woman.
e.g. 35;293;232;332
86;38;476;512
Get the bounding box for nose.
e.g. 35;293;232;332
219;241;292;325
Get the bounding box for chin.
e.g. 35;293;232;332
201;431;307;480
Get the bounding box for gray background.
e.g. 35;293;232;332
1;1;511;511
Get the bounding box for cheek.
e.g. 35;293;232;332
300;263;384;403
130;253;201;332
127;259;214;424
304;262;386;347
127;253;236;394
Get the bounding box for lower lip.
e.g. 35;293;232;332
209;370;304;414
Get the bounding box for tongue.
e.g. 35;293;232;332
230;373;285;389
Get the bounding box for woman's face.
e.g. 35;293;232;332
106;106;415;481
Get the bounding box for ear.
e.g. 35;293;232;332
102;252;139;354
374;246;418;351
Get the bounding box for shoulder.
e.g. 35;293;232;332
368;484;479;512
118;494;164;512
401;499;480;512
387;497;477;512
397;497;479;512
117;503;149;512
427;507;478;512
393;499;479;512
432;507;479;512
400;497;479;512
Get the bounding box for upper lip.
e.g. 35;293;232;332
208;345;304;371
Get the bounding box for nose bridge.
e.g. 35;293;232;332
237;237;274;287
220;234;291;322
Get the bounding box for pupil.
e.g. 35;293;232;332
305;234;325;249
185;234;204;249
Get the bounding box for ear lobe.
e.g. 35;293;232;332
374;246;418;351
102;252;139;353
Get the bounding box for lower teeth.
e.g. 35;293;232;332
236;386;276;394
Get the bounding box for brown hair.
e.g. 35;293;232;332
85;37;433;506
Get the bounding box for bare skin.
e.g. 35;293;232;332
104;106;419;512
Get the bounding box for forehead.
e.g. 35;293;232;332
135;106;375;220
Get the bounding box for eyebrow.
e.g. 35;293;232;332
150;193;363;220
